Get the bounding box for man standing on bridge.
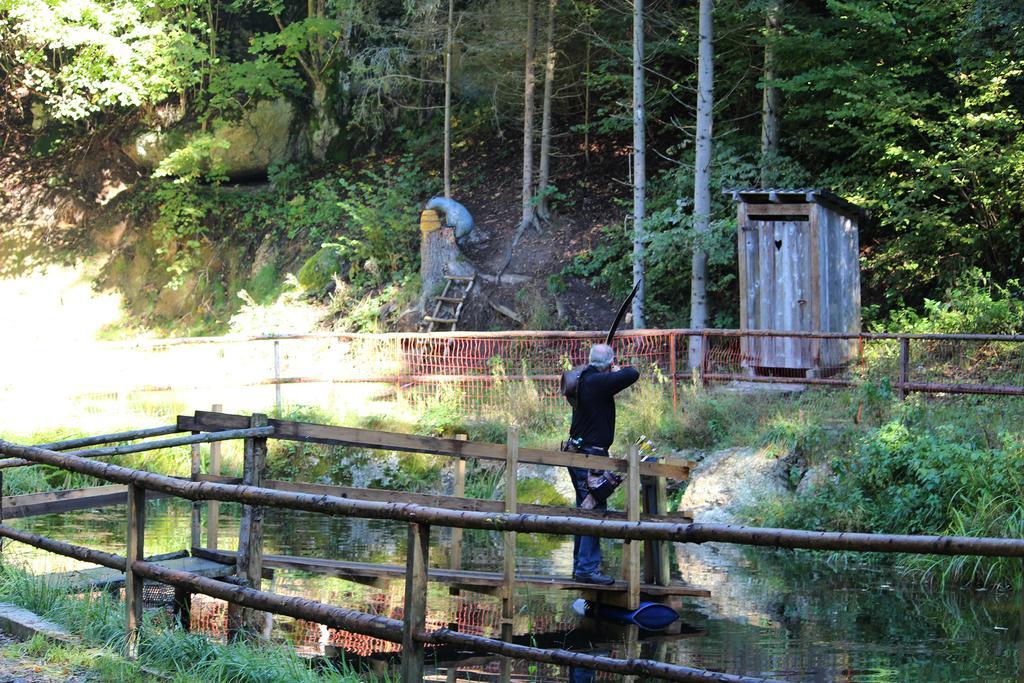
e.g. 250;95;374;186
565;343;639;585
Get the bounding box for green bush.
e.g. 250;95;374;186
877;268;1024;334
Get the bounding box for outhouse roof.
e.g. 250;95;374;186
723;188;868;221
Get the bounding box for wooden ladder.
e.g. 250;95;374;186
422;273;475;332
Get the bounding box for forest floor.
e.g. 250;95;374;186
450;141;630;331
1;129;638;335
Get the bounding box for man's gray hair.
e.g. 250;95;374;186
588;343;614;370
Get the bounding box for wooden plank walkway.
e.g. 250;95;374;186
197;549;711;599
44;555;241;592
2;486;173;520
179;411;695;480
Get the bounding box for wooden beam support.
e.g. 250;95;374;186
178;411;692;480
500;427;518;683
2;486;173;520
196;474;693;524
449;434;467;597
642;469;672;587
173;586;192;632
207;404;222;550
190;440;201;551
623;445;641;611
14;438;1024;558
125;484;145;659
31;426;181;453
400;522;430;683
228;414;268;641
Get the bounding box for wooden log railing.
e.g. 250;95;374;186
8;414;1024;680
177;410;695;480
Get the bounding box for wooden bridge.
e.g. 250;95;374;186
3;412;1024;682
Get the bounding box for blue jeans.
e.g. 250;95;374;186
568;465;607;575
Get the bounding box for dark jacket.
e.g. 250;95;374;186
569;366;640;450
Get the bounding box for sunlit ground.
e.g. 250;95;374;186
0;256;388;437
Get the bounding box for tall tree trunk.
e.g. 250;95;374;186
536;0;558;221
583;34;591;166
519;0;538;233
760;0;780;187
689;0;713;368
631;0;646;328
443;0;454;198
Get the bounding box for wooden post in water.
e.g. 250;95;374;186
641;473;671;586
898;337;910;400
400;522;430;683
449;434;467;588
125;483;146;658
228;413;268;641
190;440;201;550
206;404;222;550
500;426;519;683
623;445;641;610
622;623;641;683
181;438;201;631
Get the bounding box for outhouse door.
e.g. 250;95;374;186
742;210;814;370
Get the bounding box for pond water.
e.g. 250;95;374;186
6;498;1023;682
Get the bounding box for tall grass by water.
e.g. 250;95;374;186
0;563;381;682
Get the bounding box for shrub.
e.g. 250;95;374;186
877;268;1024;334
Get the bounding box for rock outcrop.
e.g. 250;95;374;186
126;99;302;180
678;446;792;525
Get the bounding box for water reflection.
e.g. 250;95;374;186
5;499;1024;681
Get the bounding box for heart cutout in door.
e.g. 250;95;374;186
774;239;783;251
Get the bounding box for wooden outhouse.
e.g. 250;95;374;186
728;189;865;377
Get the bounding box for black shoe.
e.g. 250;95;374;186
573;571;616;586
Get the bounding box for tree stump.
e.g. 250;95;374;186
419;209;472;314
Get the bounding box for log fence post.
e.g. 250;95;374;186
206;404;222;550
449;434;467;595
189;440;201;550
641;472;671;586
700;330;709;386
227;413;268;641
623;445;641;610
182;436;201;631
400;522;430;683
125;483;146;658
500;426;518;683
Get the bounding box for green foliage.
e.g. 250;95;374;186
327;157;432;288
517;477;570;507
415;384;467;437
754;394;1024;587
2;0;205;122
875;268;1024;334
776;0;1024;311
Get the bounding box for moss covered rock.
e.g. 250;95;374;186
126;99;301;180
297;246;347;295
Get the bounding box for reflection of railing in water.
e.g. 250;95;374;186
24;329;1020;421
5;412;1024;681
